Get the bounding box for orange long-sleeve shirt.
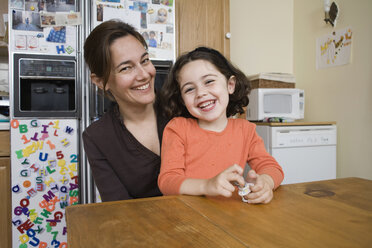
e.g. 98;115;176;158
158;117;284;195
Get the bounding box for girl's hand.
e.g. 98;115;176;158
243;170;275;204
204;164;246;197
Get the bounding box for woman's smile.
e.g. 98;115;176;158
133;82;150;91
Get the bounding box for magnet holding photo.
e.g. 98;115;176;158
12;184;22;193
46;140;56;150
19;233;29;244
30;119;39;127
30;132;39;141
19;124;29;134
36;183;46;192
23;180;31;188
40;132;49;141
59;176;68;185
48;159;57;167
38;167;47;177
38;241;48;248
27;187;38;197
21;158;30;165
46;165;56;175
12;216;22;227
35;225;45;235
21;134;31;144
15;149;24;159
56;45;65;54
60;138;70;147
20;169;31;177
30;163;40;173
45;177;56;187
148;8;154;14
50;182;59;193
65;45;74;54
64;126;74;135
10;119;19;129
39;152;48;162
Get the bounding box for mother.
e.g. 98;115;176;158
83;20;168;202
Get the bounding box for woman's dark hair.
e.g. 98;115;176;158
160;46;251;119
84;19;148;99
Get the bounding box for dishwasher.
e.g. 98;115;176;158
255;123;337;185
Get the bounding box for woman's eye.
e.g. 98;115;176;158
142;58;150;64
119;66;131;72
205;80;214;85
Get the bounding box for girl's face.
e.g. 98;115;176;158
105;35;156;108
178;59;236;130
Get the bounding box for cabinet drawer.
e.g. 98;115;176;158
0;130;10;156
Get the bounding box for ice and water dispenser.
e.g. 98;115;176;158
13;53;78;118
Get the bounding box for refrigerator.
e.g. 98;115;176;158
8;1;175;247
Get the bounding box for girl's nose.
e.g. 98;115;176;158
196;87;207;98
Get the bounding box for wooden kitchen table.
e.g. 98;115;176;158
66;177;372;247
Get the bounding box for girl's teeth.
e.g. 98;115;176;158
199;101;214;108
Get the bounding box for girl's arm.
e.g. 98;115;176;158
159;118;246;196
179;164;245;197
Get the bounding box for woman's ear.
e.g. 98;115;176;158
227;76;236;94
90;73;106;90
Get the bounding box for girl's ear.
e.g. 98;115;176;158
227;76;236;94
91;73;106;90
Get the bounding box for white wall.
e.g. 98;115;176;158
230;0;372;180
293;0;372;180
230;0;293;75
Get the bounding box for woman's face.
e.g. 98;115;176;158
106;35;156;108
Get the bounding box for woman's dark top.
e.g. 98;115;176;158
82;103;169;202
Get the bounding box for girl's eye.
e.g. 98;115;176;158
205;80;214;85
184;87;194;94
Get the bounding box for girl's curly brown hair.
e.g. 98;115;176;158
159;47;251;119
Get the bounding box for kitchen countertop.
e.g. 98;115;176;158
252;121;336;126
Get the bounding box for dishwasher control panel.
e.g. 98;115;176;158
257;125;337;148
275;130;336;147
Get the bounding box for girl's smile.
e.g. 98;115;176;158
179;59;236;131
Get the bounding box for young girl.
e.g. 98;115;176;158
158;47;284;204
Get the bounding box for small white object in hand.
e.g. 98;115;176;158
238;182;254;202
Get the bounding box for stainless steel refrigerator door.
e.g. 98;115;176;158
10;119;79;247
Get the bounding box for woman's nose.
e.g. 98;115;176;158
136;65;150;80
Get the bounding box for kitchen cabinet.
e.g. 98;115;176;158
176;0;230;58
0;130;11;248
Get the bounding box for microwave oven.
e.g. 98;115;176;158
246;88;304;121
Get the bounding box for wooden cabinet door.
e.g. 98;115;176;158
176;0;230;58
0;130;10;156
0;157;11;248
